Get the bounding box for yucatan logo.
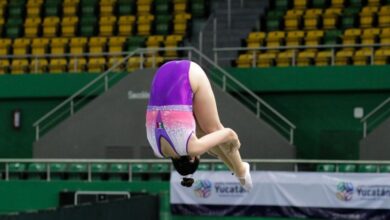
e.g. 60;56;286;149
336;182;354;201
193;179;212;198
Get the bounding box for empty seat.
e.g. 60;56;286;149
89;37;107;54
358;164;378;173
374;48;390;65
353;48;373;65
67;163;88;180
49;58;67;73
146;35;165;48
137;14;154;36
173;13;191;35
61;16;79;37
30;58;48;73
13;38;31;55
91;163;108;180
27;163;46;180
0;59;10;74
315;50;333;66
43;16;60;37
131;163;148;181
257;52;277;67
297;50;316;66
342;28;362;45
380;165;390;173
284;9;304;31
8;163;26;180
11;59;29;74
276;50;296;67
286;30;305;46
338;164;357;172
303;9;322;30
99;16;116;36
360;6;378;28
164;35;183;57
266;31;285;49
88;57;106;73
330;0;346;8
294;0;307;9
49;163;67;180
63;0;79;16
0;39;12;56
24;17;41;37
51;38;69;55
378;6;390;27
127;57;143;71
108;163;128;181
214;163;230;171
108;36;126;53
335;49;354;65
100;0;115;16
361;28;380;45
108;56;125;72
118;15;136;36
316;164;336;172
70;37;88;55
126;36;146;51
381;27;390;45
246;32;266;49
323;8;342;29
31;38;50;55
305;30;324;47
236;53;254;68
68;57;87;72
149;163;170;181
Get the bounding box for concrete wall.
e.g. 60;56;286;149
34;69;295;161
360;117;390;160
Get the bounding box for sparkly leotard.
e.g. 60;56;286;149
145;60;195;158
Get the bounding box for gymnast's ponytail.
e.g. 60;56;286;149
171;156;199;187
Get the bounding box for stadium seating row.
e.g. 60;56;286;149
317;163;390;172
236;47;390;67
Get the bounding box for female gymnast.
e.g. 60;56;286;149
145;60;252;191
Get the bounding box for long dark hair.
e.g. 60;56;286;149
171;156;199;187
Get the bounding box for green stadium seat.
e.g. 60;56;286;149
358;164;378;173
8;7;25;18
191;0;207;18
316;164;336;172
150;163;170;181
349;0;364;7
27;163;47;180
197;164;210;171
79;17;97;37
126;36;146;51
108;163;128;181
338;164;357;172
67;163;88;180
312;0;329;8
155;0;171;14
324;29;342;44
214;163;230;171
91;163;108;181
6;26;22;38
380;165;390;173
275;0;291;10
266;19;282;31
8;163;26;180
155;23;171;35
340;16;357;29
344;7;361;16
44;1;61;17
49;163;66;180
131;163;149;181
117;1;135;15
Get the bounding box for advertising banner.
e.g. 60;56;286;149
170;171;390;219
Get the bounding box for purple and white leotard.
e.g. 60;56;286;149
146;60;196;158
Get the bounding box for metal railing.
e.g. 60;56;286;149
32;47;296;144
213;43;390;66
361;96;390;138
1;158;389;182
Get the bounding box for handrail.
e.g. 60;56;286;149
32;47;296;144
193;47;296;130
361;96;390;138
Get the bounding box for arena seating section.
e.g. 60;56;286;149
0;0;207;74
236;0;390;67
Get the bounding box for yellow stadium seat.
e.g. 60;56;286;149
51;38;69;55
30;58;48;73
284;9;304;31
146;35;165;48
294;0;307;9
137;14;154;36
31;38;50;55
145;56;164;68
70;37;88;55
315;50;333;66
276;50;296;67
342;29;362;47
323;8;342;30
108;36;126;54
286;31;305;46
43;17;60;37
361;28;380;45
0;59;9;74
374;48;390;65
174;1;187;13
297;50;316;66
88;57;106;73
367;0;381;6
304;9;322;30
173;13;191;35
353;48;373;65
127;57;143;72
100;0;115;16
266;31;285;49
381;27;390;45
11;59;29;74
335;49;354;65
99;16;117;36
138;3;153;15
27;6;41;17
68;57;87;72
330;0;345;8
164;35;183;57
118;16;136;36
108;56;125;72
13;38;31;55
24;17;41;38
246;32;266;49
236;53;255;68
61;17;79;37
0;39;11;56
89;37;107;54
378;6;390;28
360;6;378;28
305;30;324;47
257;52;277;67
63;0;79;16
49;58;67;73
